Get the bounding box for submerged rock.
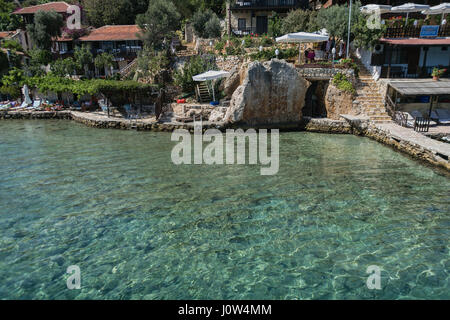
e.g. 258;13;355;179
224;59;308;126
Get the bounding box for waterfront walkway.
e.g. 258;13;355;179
375;122;450;159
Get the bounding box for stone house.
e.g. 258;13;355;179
225;0;308;36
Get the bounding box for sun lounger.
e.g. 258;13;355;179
435;109;450;124
404;111;437;127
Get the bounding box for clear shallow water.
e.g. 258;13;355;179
0;120;449;300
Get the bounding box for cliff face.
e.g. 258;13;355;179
224;59;309;126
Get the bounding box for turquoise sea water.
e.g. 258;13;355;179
0;120;449;299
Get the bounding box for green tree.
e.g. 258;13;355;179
192;9;219;38
94;52;115;76
352;6;386;49
26;49;52;76
26;10;64;50
50;58;78;77
82;0;149;27
204;14;221;38
136;0;180;49
174;55;214;93
136;47;169;82
281;9;311;34
268;12;283;37
74;45;93;77
0;0;23;31
315;3;360;40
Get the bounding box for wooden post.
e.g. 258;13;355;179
428;95;434;118
387;45;392;78
421;46;429;77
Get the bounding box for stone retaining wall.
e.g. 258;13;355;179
297;67;355;81
0;110;72;120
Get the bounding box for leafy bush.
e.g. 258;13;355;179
332;72;355;95
214;40;225;52
1;39;23;52
268;12;283;37
337;58;359;78
174;55;215;93
258;35;274;47
136;47;169;82
50;58;78;77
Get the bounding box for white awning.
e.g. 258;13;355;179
192;70;230;82
276;32;328;44
360;4;392;14
391;3;430;13
422;3;450;15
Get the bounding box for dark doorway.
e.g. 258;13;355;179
303;81;328;118
407;47;421;75
256;16;268;35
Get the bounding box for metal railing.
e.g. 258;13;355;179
231;0;300;9
384;25;450;38
232;27;257;36
382;66;450;79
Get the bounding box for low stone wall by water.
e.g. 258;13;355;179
0;110;72;120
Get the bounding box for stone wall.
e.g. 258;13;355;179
215;56;244;72
224;59;309;126
297;67;355;81
0;110;72;120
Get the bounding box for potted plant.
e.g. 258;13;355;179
431;68;446;81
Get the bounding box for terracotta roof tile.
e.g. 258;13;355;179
0;31;15;39
13;1;70;15
79;25;143;42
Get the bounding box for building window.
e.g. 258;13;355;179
238;18;246;31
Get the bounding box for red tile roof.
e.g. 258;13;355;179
13;1;70;15
79;25;143;42
0;31;15;39
380;38;450;45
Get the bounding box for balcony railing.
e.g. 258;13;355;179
381;65;450;79
231;0;300;9
384;25;450;38
232;27;257;36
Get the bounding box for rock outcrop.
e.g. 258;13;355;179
224;59;308;126
324;84;359;120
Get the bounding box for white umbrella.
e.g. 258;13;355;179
422;3;450;23
192;70;230;102
276;32;328;64
360;4;392;14
391;3;430;25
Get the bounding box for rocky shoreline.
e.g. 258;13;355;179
1;110;449;172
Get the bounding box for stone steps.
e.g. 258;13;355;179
353;56;392;123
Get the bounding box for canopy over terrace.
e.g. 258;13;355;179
387;79;450;117
276;32;329;64
422;3;450;22
192;70;230;102
391;3;430;25
360;4;392;14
